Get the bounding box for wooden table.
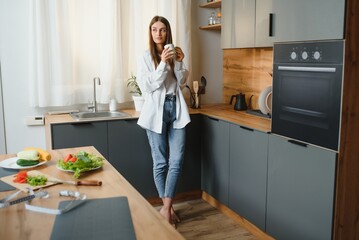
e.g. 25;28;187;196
0;146;184;240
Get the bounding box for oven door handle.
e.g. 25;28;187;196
278;66;336;73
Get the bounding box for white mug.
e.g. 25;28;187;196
164;44;176;59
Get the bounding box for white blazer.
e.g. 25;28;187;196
136;50;191;134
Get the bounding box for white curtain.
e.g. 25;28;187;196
28;0;191;107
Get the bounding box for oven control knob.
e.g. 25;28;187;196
301;51;308;60
313;51;321;60
290;51;297;60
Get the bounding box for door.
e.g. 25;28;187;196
229;124;268;231
202;116;230;205
51;121;108;159
266;134;336;240
221;0;255;49
0;63;6;154
107;119;157;198
272;0;345;42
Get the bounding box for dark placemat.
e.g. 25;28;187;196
0;168;17;192
51;196;136;240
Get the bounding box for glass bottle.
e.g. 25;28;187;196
208;12;215;25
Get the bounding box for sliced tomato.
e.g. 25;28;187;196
17;171;27;177
13;171;28;183
64;154;73;163
18;178;27;183
68;157;77;163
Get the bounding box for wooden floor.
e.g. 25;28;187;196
157;199;258;240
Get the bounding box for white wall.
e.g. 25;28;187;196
0;63;5;154
0;0;46;153
0;0;223;154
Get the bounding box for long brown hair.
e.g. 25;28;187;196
148;16;173;69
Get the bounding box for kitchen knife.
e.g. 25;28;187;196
48;180;102;186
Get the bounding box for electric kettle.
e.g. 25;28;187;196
230;93;247;111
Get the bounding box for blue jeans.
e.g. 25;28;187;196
146;96;186;198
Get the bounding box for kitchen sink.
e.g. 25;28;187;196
70;111;131;120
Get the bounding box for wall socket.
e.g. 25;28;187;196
25;116;44;126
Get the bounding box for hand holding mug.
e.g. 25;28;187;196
174;46;184;62
161;45;174;63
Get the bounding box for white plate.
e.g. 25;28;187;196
0;157;47;170
56;164;101;172
258;86;272;115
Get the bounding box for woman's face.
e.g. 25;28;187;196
151;21;167;46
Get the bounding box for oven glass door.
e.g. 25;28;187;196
271;64;343;151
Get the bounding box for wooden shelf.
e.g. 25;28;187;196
199;1;221;31
199;0;221;9
199;24;221;30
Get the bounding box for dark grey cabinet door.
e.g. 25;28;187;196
229;124;268;231
266;134;336;240
51;121;108;159
107;119;157;198
108;115;202;198
176;114;202;193
201;116;230;205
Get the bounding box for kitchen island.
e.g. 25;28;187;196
0;146;184;240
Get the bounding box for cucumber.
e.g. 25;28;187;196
16;159;40;167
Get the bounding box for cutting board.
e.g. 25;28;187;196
0;170;60;192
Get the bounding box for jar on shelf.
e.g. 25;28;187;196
208;12;216;25
215;10;222;24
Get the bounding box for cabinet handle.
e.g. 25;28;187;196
269;13;274;37
207;117;219;122
70;122;92;126
288;139;308;148
240;126;254;132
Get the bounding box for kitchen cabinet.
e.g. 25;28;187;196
201;116;230;205
107;119;157;197
222;0;345;49
266;134;336;240
222;0;273;48
272;0;345;42
255;0;273;47
107;115;202;198
177;114;202;193
228;124;268;231
199;0;222;31
222;0;256;48
51;121;109;159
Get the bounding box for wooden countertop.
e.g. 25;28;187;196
0;147;184;240
195;104;271;133
45;104;271;133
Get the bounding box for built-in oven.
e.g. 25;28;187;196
271;40;344;151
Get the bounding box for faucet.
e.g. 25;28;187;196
88;77;101;112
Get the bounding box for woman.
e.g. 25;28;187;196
136;16;190;225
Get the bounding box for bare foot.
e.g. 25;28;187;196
160;206;172;225
171;207;180;223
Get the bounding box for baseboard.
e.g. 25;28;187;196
202;191;275;240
